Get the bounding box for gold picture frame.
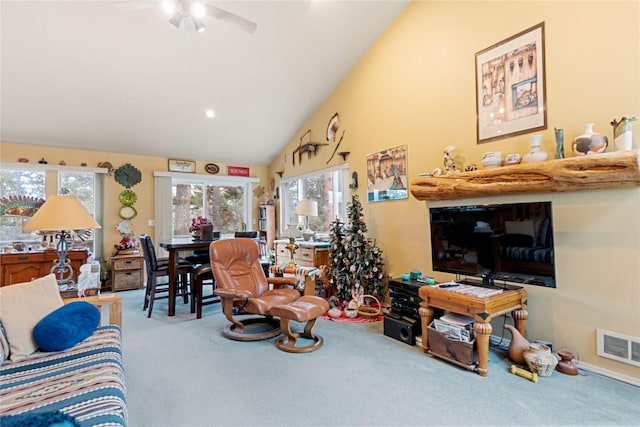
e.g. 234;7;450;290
475;22;547;143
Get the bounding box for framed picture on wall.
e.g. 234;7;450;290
366;144;408;202
475;22;547;143
168;159;196;173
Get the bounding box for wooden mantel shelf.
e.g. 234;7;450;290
410;149;640;201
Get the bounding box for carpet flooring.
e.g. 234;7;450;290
119;289;640;427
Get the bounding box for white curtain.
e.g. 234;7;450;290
154;175;173;258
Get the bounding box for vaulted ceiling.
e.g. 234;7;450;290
1;1;408;166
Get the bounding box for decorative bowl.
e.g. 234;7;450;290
481;151;504;169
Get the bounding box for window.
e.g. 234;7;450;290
172;182;246;236
0;168;46;243
59;171;101;254
280;165;350;233
153;172;258;242
0;164;104;258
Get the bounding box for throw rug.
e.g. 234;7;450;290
319;313;383;323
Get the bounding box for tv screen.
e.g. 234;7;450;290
429;201;556;288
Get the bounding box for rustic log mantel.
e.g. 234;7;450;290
410;149;640;201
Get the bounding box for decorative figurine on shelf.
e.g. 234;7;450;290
443;145;457;174
554;128;565;159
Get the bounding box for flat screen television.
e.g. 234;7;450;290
429;201;556;288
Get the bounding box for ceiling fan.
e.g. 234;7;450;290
113;0;257;34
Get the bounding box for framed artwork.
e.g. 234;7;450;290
168;159;196;173
475;22;546;143
366;144;408;202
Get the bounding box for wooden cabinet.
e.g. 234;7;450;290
0;250;88;286
258;204;276;249
110;255;144;291
274;239;329;268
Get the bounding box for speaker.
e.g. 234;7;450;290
383;315;419;346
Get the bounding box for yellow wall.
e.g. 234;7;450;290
0;143;269;258
270;1;640;379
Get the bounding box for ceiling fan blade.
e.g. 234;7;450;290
206;5;257;34
112;0;157;11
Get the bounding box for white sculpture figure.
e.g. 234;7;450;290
350;280;364;308
77;262;100;297
443;145;457;174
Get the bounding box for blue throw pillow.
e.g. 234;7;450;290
33;301;100;352
0;410;80;427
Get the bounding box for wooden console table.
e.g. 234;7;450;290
0;249;88;286
418;284;527;376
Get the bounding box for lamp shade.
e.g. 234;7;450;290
24;196;101;231
296;200;318;217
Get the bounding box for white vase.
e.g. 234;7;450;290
572;123;608;155
523;134;548;163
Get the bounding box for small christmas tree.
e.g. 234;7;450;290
328;194;384;300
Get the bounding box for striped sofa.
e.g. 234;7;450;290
0;325;127;426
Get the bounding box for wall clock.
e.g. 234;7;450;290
119;205;137;220
114;163;142;188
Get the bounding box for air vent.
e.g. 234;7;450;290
597;329;640;367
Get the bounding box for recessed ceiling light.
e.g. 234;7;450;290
206;110;215;119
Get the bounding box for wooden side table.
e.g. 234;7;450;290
418;284;528;377
64;293;122;328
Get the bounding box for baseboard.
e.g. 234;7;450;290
577;361;640;388
490;335;640;387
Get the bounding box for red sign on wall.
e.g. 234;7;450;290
227;165;250;177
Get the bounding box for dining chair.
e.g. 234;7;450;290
139;234;193;317
185;231;220;265
191;263;220;319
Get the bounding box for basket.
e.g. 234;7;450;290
357;295;382;319
524;343;558;377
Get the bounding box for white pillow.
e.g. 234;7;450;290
0;274;64;360
504;220;535;237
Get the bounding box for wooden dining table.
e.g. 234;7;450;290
159;237;218;316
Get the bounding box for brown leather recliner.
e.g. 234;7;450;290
210;238;300;341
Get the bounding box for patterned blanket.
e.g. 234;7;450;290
0;326;127;426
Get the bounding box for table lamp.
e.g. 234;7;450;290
24;195;102;288
296;199;318;241
281;224;300;269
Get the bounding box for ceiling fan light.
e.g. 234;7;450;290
169;11;183;29
162;0;176;15
192;17;206;33
191;2;206;18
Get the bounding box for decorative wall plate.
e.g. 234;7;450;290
119;205;137;220
204;163;220;174
114;163;142;188
326;113;340;141
116;220;133;235
119;190;137;206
